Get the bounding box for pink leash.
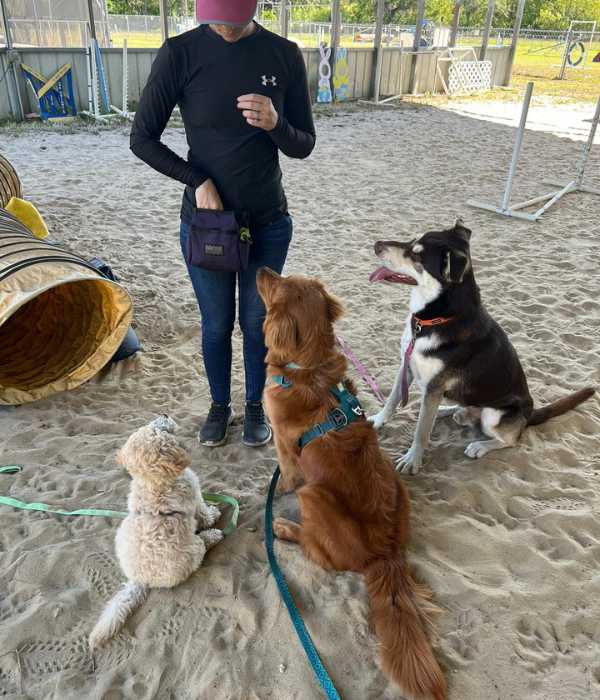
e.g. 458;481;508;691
401;338;414;407
336;335;386;405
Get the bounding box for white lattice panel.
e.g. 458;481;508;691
448;60;492;94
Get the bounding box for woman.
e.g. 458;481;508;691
130;0;315;447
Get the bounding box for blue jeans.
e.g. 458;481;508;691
180;215;292;404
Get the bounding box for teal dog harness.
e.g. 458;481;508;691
272;364;365;449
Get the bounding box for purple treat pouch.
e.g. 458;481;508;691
186;209;251;272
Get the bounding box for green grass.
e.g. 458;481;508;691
110;31;600;103
509;39;600;103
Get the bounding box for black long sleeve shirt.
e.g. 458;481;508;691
130;23;316;226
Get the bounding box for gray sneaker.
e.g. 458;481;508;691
242;401;272;447
198;403;234;447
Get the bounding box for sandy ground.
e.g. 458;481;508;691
0;103;599;700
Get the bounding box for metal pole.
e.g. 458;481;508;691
408;0;425;94
329;0;341;94
480;0;495;61
280;1;289;38
122;38;128;113
84;24;93;112
86;0;97;40
505;0;525;86
0;0;12;52
449;1;461;48
574;95;600;186
532;181;576;220
372;0;385;102
558;28;573;80
91;37;101;118
159;0;169;42
0;0;24;121
501;81;533;211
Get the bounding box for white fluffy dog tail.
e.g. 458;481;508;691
89;581;148;649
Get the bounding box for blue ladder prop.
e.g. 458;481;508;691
265;466;342;700
93;40;111;113
20;63;77;121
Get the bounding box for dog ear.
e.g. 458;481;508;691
442;249;470;284
325;292;344;323
271;312;298;350
257;268;281;306
159;441;191;480
453;219;472;243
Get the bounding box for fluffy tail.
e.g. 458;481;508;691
527;387;595;427
89;581;148;650
365;558;446;700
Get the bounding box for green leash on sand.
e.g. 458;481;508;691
204;492;239;536
0;466;239;536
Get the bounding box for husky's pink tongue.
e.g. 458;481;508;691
369;267;417;285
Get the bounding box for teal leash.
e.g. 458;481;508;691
265;466;341;700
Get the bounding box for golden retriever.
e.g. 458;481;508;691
257;267;446;700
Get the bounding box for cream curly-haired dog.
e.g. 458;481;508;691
89;416;223;649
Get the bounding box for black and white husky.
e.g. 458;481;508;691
369;220;594;475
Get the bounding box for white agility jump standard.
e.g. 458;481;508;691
468;82;600;222
111;39;135;120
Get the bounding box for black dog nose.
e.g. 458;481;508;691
374;241;385;255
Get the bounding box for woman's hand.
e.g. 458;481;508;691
237;94;279;131
195;179;223;210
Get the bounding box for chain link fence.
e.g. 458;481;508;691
1;8;596;50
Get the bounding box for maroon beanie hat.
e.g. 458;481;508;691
196;0;258;26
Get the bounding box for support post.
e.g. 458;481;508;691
86;0;97;40
480;0;495;61
558;28;573;80
122;38;128;114
85;23;93;112
449;1;461;48
0;0;24;121
574;95;600;186
372;0;385;102
501;81;532;211
159;0;169;42
329;0;341;94
280;1;289;38
408;0;425;94
505;0;525;86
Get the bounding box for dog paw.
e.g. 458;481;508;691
204;504;221;527
200;528;223;549
273;517;300;542
396;446;423;475
368;411;387;431
465;441;493;459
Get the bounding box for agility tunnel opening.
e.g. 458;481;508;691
0;211;132;405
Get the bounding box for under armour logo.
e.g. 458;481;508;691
261;75;277;86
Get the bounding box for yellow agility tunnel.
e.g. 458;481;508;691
0;209;133;405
